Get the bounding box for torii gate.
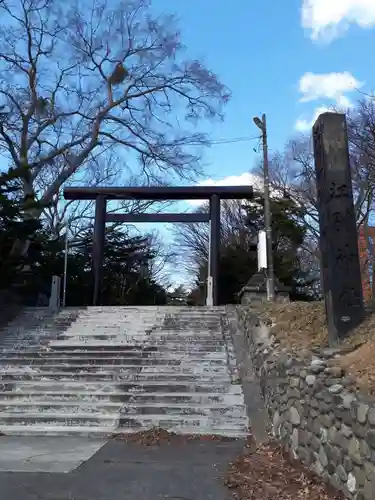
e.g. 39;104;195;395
63;185;253;306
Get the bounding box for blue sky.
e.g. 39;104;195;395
139;0;375;286
149;0;375;185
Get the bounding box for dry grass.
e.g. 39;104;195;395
337;340;375;394
254;302;329;351
253;301;375;394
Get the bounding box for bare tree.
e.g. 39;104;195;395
0;0;229;256
254;103;375;296
44;158;172;240
171;201;209;282
145;229;175;288
171;199;254;284
346;100;375;299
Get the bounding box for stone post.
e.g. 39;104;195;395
49;275;61;310
313;112;364;344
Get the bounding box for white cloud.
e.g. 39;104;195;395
295;106;330;132
295;72;363;131
188;173;263;206
336;95;353;108
198;172;262;189
298;72;363;105
302;0;375;40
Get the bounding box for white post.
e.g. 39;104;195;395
62;228;68;307
49;275;61;311
206;276;213;306
257;230;267;270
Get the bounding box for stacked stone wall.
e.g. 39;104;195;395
236;308;375;500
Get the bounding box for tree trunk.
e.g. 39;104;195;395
8;192;43;260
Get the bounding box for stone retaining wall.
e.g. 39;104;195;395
236;307;375;500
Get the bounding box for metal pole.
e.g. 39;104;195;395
260;114;275;301
62;226;68;307
92;195;107;306
210;194;221;306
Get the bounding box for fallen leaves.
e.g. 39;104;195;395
225;440;344;500
112;427;239;446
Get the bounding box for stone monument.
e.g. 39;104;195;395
313;112;364;344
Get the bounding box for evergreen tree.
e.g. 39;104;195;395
0;192;168;306
188;196;310;305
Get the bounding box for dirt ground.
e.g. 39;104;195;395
253;301;375;394
226;439;343;500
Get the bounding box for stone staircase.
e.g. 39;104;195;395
0;306;249;438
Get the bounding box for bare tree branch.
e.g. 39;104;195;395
0;0;229;252
252;102;375;295
171;199;253;284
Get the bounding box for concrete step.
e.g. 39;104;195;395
75;309;223;314
75;309;222;313
74;323;157;326
0;425;115;437
0;402;246;418
51;333;224;340
122;403;247;418
0;391;244;405
0;401;123;413
0;349;227;360
0;306;246;438
0;424;246;438
67;319;222;324
52;335;225;351
0;309;82;352
0;364;229;375
47;342;228;352
52;338;226;347
47;346;227;355
0;357;227;367
117;414;248;432
0;335;61;344
2;380;238;393
0;412;119;427
1;339;60;349
0;412;248;432
0;371;231;383
70;325;222;331
55;333;224;341
0;327;72;336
